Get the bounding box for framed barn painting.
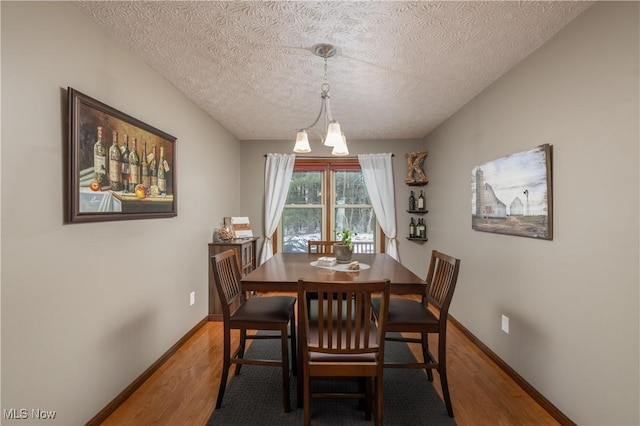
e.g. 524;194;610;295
65;87;177;223
471;144;552;240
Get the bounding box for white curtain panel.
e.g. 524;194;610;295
358;153;399;260
259;153;296;264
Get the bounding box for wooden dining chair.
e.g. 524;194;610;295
298;278;390;426
372;250;460;417
307;240;338;254
211;250;297;412
307;240;375;254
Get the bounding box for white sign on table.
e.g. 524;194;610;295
231;216;253;238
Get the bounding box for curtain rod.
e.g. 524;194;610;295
263;154;394;158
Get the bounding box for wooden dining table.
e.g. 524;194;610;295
240;252;427;408
241;252;426;294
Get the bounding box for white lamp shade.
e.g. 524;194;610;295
331;133;349;156
324;121;342;147
293;130;311;153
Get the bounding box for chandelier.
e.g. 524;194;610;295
293;43;349;156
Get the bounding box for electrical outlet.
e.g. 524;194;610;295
501;314;509;334
190;291;195;306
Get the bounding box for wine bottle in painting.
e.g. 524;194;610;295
93;126;106;187
120;135;130;192
418;190;425;210
141;140;150;189
158;146;166;194
149;144;157;188
128;138;140;192
108;130;122;191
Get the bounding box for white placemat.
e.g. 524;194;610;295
310;261;370;271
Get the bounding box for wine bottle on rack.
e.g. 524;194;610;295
129;137;140;192
149;144;157;188
418;190;425;210
158;146;166;193
409;218;415;238
108;130;122;191
420;218;427;239
141;140;150;189
120;135;130;192
409;191;415;211
93;126;106;187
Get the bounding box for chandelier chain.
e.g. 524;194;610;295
324;56;328;83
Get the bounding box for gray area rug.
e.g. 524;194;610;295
207;333;457;425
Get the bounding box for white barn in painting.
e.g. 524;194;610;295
482;183;507;218
510;197;524;216
475;168;507;219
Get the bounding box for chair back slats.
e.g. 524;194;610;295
299;280;389;355
308;241;336;254
317;291;325;347
211;250;243;319
307;240;376;254
426;251;461;315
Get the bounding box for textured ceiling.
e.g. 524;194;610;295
74;1;593;142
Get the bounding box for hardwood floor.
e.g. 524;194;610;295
99;315;561;426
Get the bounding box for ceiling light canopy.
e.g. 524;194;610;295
293;43;348;156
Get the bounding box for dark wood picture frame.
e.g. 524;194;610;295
471;144;553;240
66;87;177;223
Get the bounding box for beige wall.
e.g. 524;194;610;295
1;2;241;425
422;2;639;425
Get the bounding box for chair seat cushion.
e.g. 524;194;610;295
372;297;438;326
231;295;296;323
309;351;377;363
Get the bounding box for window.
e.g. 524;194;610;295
279;159;381;253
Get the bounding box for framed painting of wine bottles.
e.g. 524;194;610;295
65;87;177;223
